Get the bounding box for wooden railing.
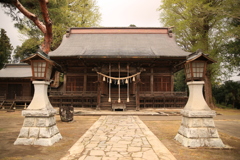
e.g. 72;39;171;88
139;91;188;108
49;91;98;108
0;94;32;102
49;91;98;97
139;91;187;97
15;95;32;101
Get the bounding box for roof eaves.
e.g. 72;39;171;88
78;55;160;59
22;53;63;73
186;52;216;63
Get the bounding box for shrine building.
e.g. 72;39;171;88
47;27;190;110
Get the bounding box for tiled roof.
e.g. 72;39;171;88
49;27;190;58
0;64;32;78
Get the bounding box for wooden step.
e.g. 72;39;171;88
1;100;16;110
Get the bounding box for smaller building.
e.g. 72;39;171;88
0;63;33;109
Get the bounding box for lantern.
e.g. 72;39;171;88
32;60;52;80
184;50;215;82
185;60;207;81
22;52;60;81
175;50;224;148
15;52;63;146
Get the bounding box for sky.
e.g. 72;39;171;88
97;0;162;27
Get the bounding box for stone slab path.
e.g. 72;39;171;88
61;116;176;160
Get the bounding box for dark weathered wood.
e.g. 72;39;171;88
135;75;140;111
96;75;102;110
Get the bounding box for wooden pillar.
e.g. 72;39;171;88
83;68;87;92
150;67;154;95
171;72;174;92
96;75;102;110
135;74;140;111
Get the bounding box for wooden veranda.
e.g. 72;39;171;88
48;91;187;110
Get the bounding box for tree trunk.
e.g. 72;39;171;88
204;69;215;109
12;0;52;54
39;0;52;54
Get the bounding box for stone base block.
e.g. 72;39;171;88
178;125;219;138
175;110;225;148
175;133;225;148
14;109;62;146
181;109;216;118
181;116;216;128
14;133;62;146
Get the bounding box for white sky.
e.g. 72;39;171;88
97;0;162;27
0;7;22;48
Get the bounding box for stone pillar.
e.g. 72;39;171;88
174;81;225;148
14;81;62;146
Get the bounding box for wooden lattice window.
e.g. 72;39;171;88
140;76;150;91
154;76;171;91
32;60;52;80
66;76;84;91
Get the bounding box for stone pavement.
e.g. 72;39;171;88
61;116;176;160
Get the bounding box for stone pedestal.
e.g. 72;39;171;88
14;81;62;146
175;81;225;148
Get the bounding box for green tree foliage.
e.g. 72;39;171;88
174;70;187;92
159;0;240;77
0;28;13;69
13;38;39;63
129;24;137;27
68;0;101;27
213;81;240;108
220;1;240;73
159;0;240;108
1;0;101;60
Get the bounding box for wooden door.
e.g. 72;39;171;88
7;84;22;99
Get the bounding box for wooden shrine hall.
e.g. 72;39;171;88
47;27;190;110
